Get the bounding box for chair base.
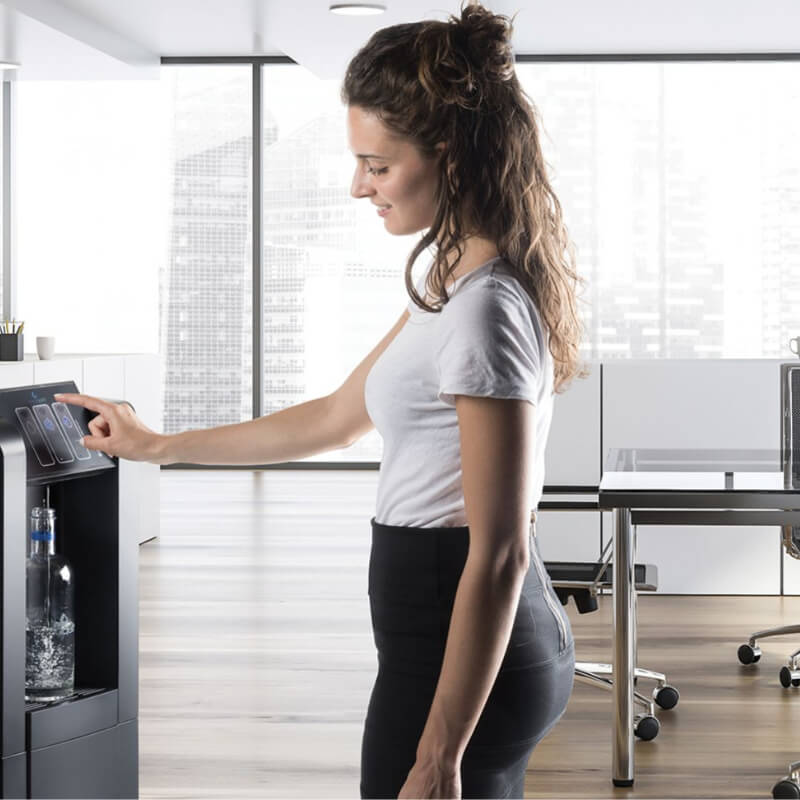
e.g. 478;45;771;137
737;625;800;687
575;662;679;710
773;762;800;799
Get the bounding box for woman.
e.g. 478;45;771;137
54;2;588;797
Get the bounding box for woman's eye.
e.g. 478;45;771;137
366;166;388;176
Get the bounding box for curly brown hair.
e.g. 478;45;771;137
341;1;589;394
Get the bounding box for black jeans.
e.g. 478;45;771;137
360;518;575;799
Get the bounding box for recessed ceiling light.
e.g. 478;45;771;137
329;3;387;15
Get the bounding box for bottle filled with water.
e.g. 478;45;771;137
25;506;75;702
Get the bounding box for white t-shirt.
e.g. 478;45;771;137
364;256;555;528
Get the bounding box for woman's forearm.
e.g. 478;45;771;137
414;555;529;766
153;394;346;466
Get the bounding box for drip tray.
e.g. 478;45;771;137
25;686;108;712
26;688;117;750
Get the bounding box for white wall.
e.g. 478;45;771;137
15;78;166;356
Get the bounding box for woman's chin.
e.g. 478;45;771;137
382;217;425;237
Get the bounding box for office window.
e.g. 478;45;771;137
159;58;800;464
517;61;800;359
261;64;419;463
162;65;253;435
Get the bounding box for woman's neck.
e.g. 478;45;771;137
441;236;500;282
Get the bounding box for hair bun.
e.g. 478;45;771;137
457;3;515;83
414;2;516;111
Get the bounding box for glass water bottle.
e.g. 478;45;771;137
25;506;75;702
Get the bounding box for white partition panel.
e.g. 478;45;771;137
602;359;783;450
535;509;601;562
544;360;601;486
601;513;782;594
539;361;602;562
783;550;800;595
602;359;784;594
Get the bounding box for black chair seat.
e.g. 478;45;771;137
544;561;659;614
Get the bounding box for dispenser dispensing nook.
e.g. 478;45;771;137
0;380;138;799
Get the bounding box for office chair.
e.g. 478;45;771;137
757;362;800;800
737;364;800;690
534;502;680;742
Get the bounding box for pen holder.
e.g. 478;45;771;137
0;333;23;361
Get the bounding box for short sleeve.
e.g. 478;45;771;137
435;280;543;408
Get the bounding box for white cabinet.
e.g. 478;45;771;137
0;362;34;389
32;358;83;387
124;355;162;545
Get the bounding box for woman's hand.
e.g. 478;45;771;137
53;392;166;463
397;756;461;799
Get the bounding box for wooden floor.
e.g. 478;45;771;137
139;470;800;799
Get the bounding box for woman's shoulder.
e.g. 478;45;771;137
447;258;540;319
443;259;550;353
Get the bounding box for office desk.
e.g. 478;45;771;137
598;448;800;787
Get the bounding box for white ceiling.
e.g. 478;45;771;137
2;0;800;81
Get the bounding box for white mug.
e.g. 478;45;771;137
791;336;800;357
36;336;55;360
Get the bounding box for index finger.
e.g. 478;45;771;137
52;392;115;416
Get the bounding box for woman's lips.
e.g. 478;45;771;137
377;205;392;217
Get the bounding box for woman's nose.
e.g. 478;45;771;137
350;167;375;199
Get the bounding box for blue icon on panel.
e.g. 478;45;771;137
43;418;54;431
61;414;72;428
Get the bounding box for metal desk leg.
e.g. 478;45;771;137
613;507;635;787
633;523;639;675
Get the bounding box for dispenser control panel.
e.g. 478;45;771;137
0;381;116;483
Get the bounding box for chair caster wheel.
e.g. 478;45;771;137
773;779;800;799
634;713;659;741
653;684;680;710
779;667;800;688
738;643;761;664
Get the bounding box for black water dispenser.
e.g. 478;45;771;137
0;380;138;798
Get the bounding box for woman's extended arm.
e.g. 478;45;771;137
53;392;348;466
159;395;344;465
52;307;410;467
